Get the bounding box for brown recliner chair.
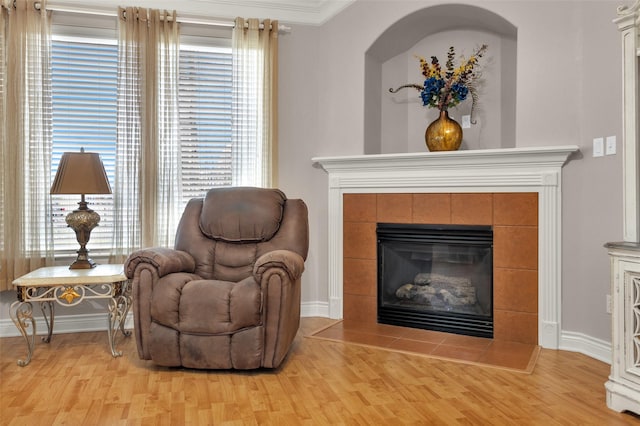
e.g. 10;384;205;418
124;187;308;369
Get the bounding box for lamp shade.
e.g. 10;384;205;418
50;150;112;195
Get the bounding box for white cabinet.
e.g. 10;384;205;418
605;242;640;414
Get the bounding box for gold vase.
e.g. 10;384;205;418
425;110;463;151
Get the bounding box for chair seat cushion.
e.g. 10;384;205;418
151;274;262;334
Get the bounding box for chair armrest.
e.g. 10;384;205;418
254;249;305;368
253;249;305;282
124;247;196;279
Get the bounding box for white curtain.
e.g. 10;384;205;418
232;18;279;187
111;7;180;261
0;0;53;291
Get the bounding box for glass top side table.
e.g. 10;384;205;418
10;264;131;366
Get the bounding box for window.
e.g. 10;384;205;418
51;32;233;257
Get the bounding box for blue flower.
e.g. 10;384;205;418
450;82;469;102
420;77;444;107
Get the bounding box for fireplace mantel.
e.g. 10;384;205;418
313;146;579;349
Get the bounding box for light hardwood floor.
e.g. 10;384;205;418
1;317;639;425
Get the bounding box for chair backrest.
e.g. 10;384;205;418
174;187;309;281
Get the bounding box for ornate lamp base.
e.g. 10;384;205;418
65;197;101;270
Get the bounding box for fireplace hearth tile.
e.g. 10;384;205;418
391;338;441;356
440;333;492;350
478;340;541;371
314;325;398;348
431;343;486;362
309;320;540;373
343;319;449;344
394;327;450;344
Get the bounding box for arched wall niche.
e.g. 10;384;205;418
364;4;517;154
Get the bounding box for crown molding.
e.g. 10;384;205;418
49;0;355;25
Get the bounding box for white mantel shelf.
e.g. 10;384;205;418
313;145;579;350
313;146;579;180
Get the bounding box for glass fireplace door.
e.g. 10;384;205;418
377;223;493;338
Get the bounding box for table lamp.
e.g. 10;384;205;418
50;148;112;269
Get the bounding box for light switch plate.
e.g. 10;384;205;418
606;136;616;155
593;137;604;157
461;115;471;129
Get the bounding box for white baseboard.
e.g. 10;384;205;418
0;312;134;338
0;303;328;338
560;330;612;364
301;301;329;318
0;304;613;367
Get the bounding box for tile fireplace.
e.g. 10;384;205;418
313;146;578;349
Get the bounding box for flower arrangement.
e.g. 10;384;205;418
390;44;488;113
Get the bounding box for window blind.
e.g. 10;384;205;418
179;46;233;207
51;37;117;255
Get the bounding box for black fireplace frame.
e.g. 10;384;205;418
377;223;494;338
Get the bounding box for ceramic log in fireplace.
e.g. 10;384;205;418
377;223;493;338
